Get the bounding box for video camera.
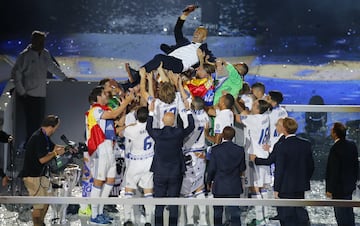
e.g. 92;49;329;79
48;135;87;174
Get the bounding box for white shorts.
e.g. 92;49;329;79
244;160;271;188
124;157;153;190
90;140;116;181
181;152;206;195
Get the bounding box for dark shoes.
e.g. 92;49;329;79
125;63;140;84
124;220;134;226
269;215;280;220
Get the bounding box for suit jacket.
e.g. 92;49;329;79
255;135;285;166
161;17;216;67
207;141;246;196
326;139;359;197
146;112;195;177
274;135;314;194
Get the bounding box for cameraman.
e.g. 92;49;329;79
0;130;13;186
21;115;65;226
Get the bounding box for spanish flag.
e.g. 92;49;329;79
85;104;109;156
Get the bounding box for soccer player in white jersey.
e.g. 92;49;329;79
139;67;186;129
206;93;235;144
123;106;155;226
180;97;210;226
235;99;272;225
86;86;133;225
266;90;288;149
251;82;267;100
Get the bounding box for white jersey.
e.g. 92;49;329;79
240;94;254;111
214;109;234;134
269;106;288;147
149;92;186;128
241;113;270;158
183;109;210;152
125;111;137;126
123;121;154;159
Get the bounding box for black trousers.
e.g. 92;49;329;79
153;175;183;226
143;54;183;73
278;192;310;226
18;95;45;143
333;194;355;226
213;194;241;226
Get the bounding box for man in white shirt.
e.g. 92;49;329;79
235;99;272;225
123;107;155;226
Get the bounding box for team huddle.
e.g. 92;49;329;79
86;6;296;225
83;4;310;226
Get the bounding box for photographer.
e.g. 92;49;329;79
21;115;65;226
0;130;13;187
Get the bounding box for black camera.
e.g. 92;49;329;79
48;135;87;174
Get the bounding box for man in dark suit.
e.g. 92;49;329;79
207;126;246;226
124;5;215;87
326;122;358;226
274;117;314;226
146;99;195;226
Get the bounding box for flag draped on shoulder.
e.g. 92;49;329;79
85;104;111;156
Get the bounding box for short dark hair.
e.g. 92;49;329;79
222;126;235;140
268;90;284;104
41;115;59;127
203;63;215;75
258;99;272;114
88;86;104;104
136;106;149;123
332;122;347;139
235;62;249;76
223;93;235;109
99;78;111;86
191;96;205;110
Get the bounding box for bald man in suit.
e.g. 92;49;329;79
146;99;195;226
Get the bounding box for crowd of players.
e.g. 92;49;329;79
80;4;315;226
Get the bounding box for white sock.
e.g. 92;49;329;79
195;192;207;225
124;191;134;222
99;183;113;215
185;202;195;224
252;193;264;222
90;185;102;218
144;193;154;223
261;189;269;218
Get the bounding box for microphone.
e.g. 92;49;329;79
60;134;75;147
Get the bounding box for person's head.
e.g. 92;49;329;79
276;118;285;135
162;112;175;127
191;96;205;110
234;62;249;77
41;115;60;136
219;94;235;110
196;63;215;79
283;117;298;135
251;82;266;99
251;99;271;114
31;30;46;52
267;90;284;107
222;126;235;141
192;26;208;43
239;82;251;95
158;82;176;104
136;106;149;123
88;86;107;105
331;122;347;140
